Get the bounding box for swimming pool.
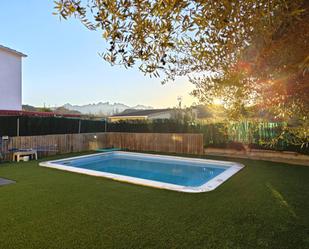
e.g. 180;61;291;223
40;152;244;193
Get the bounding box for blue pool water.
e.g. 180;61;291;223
57;153;227;187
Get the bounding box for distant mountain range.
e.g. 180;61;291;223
63;102;153;115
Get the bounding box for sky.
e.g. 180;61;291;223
0;1;196;108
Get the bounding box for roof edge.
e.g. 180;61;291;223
0;45;27;57
0;109;81;118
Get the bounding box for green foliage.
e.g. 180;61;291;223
54;0;302;79
189;1;309;143
54;0;308;146
37;107;53;112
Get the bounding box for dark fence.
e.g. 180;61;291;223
0;117;307;155
0;116;106;136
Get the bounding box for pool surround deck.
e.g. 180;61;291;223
39;151;244;193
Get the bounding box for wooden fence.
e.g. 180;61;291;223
0;132;203;160
105;132;203;155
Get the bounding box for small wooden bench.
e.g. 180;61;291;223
13;150;38;162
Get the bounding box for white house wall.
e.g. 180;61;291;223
0;50;22;110
148;112;172;120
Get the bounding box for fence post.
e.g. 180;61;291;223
78;119;81;133
16;117;20;137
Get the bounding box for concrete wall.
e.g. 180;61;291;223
0;49;22;110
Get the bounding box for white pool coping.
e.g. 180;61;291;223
39;151;244;193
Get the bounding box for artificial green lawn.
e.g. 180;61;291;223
0;152;308;249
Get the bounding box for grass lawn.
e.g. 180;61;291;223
0;152;308;249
